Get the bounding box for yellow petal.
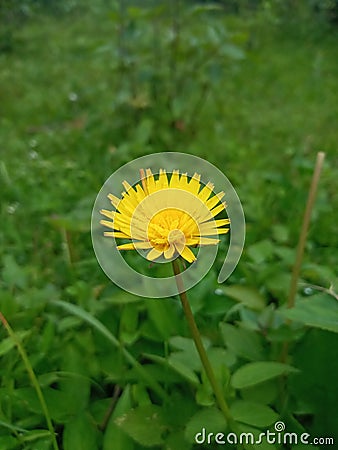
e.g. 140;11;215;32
100;220;115;230
117;241;152;250
198;237;220;245
147;248;163;261
100;209;115;220
117;243;136;250
104;231;130;238
198;182;214;202
169;170;180;188
187;173;201;195
210;202;226;218
206;191;225;210
108;193;120;208
139;168;148;195
146;168;156;194
164;244;176;259
180;246;196;263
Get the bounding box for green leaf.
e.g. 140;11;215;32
63;412;98;450
0;436;17;450
104;291;143;304
280;294;338;333
145;299;180;340
115;404;168;447
103;386;134;450
232;362;298;389
220;323;265;361
2;254;27;288
165;431;191;450
185;407;227;443
240;380;278;405
220;286;265;310
231;400;279;427
168;358;200;386
169;336;209;371
59;344;91;414
0;331;30;357
14;387;76;422
247;239;274;264
120;304;140;345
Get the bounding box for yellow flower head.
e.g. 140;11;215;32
100;169;230;263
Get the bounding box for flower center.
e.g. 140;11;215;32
147;208;193;252
168;228;186;247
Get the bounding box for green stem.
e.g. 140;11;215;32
0;312;59;450
287;151;325;308
172;260;236;429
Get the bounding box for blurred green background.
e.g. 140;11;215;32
1;1;338;449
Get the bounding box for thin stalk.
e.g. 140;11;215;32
99;384;122;431
0;312;59;450
172;260;235;428
287;151;325;308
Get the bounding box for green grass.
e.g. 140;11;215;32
1;3;338;449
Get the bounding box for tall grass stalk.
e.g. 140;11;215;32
287;151;325;308
0;312;59;450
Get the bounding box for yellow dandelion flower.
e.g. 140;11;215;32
100;169;230;263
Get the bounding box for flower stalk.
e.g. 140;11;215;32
172;259;236;430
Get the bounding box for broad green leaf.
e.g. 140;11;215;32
1;254;27;288
247;239;274;264
220;323;264;361
289;329;338;441
59;344;91;414
165;430;191;450
104;292;143;304
63;412;98;450
145;299;180;340
0;331;30;357
280;294;338;333
0;436;17;450
168;336;210;372
220;286;265;311
115;404;168;447
168;357;200;385
240;380;278;405
103;386;134;450
120;304;140;345
185;407;227;443
14;387;76;422
232;362;298;389
231;400;279;427
163;392;197;428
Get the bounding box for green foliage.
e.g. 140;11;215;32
1;1;338;449
231;362;299;389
